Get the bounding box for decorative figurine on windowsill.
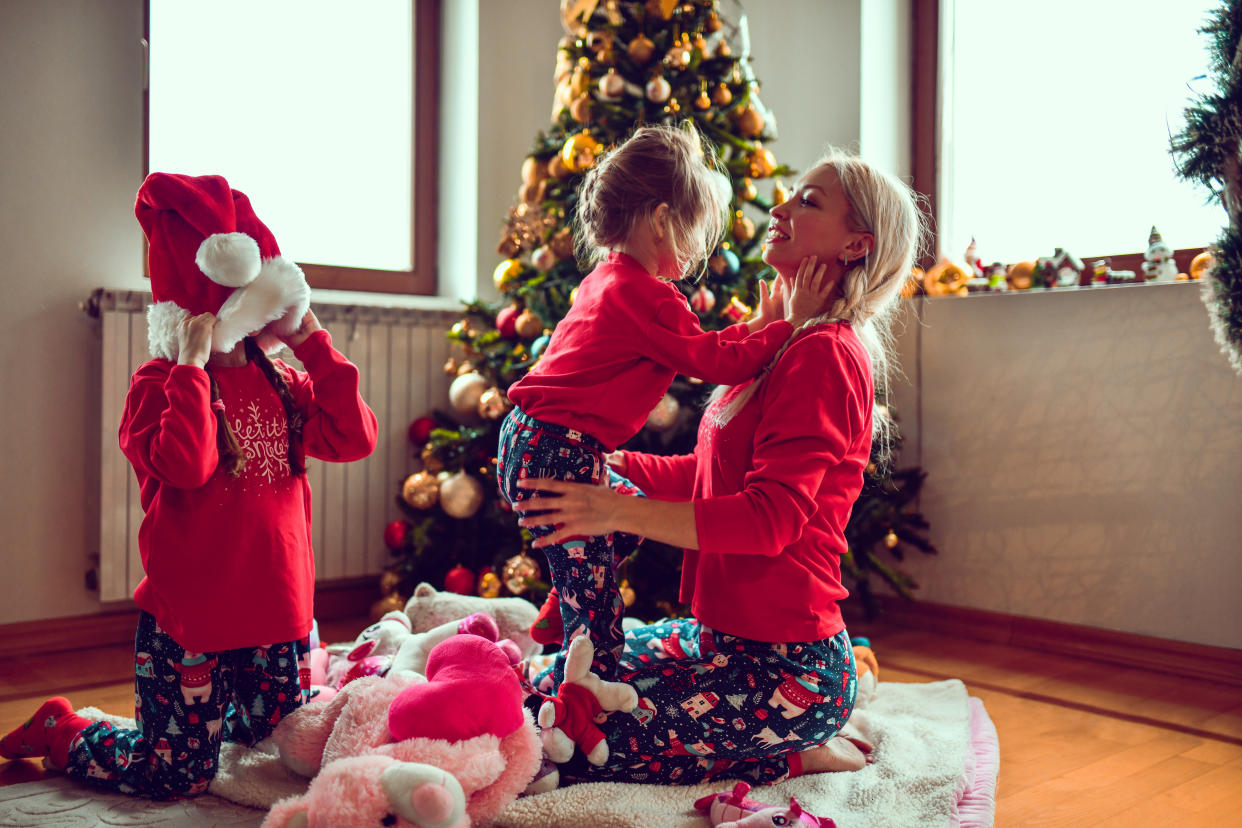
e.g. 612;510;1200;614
1091;258;1139;285
1142;226;1179;282
1035;247;1084;288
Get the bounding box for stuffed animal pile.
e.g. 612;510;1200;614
263;585;545;827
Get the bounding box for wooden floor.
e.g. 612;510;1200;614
2;617;1240;825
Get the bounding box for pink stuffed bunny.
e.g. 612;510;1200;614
270;635;541;826
263;755;468;828
693;781;836;828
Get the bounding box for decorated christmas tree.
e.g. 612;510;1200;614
380;0;934;622
1172;0;1242;373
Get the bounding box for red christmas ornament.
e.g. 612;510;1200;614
495;305;520;339
444;564;475;595
408;416;436;444
383;519;411;550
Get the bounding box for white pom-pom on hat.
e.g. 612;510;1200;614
196;232;261;287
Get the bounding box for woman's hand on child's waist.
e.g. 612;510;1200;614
514;476;629;548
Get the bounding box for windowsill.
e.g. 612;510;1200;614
309;288;465;312
918;279;1203;301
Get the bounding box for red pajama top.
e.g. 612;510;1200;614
622;322;873;643
119;330;377;653
507;252;793;451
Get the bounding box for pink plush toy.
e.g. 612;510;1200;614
263;755;468;828
270;635;541;826
693;781;837;828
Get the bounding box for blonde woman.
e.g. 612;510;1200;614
515;148;923;786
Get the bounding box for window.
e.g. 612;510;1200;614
146;0;439;294
921;0;1217;268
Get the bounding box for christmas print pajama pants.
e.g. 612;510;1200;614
63;611;310;798
559;618;858;787
498;406;645;689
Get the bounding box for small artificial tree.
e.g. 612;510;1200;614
1172;0;1242;373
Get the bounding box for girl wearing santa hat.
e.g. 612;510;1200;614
0;173;377;798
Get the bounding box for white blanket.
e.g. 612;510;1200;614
53;678;972;828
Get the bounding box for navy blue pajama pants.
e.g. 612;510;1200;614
497;406;645;689
63;611;310;798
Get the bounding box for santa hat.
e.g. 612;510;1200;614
135;172;311;361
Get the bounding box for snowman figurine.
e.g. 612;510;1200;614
1142;226;1178;282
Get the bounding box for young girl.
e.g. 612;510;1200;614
499;124;828;690
0;173;378;798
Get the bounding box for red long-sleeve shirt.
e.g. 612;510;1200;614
120;330;377;652
507;252;792;451
623;322;873;643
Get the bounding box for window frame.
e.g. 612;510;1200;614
909;0;1206;281
142;0;441;295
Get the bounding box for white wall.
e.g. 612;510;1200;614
890;284;1242;650
0;0;870;625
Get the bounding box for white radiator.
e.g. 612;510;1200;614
92;289;458;602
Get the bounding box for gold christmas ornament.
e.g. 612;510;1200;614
478;570;501;599
694;90;711;110
732;214;756;243
734;106;765;138
439;471;485;519
501;553;541;594
515;309;544;339
773;181;790;204
449;371;490;416
420;444;444;473
884;530;900;549
706;11;722;31
645;75;671;103
645;0;676;20
663;44;691;70
549;227;575;259
644;392;680;432
478;386;510;420
1008;260;1036;291
627;34;655;65
748;146;777;179
569;95;593;124
493;258;522;292
562;132;602;173
548;154;572;179
402;471;440;510
738;177;757;201
1189;250;1215;280
716;40;732;58
712;83;733;106
569;285;580;305
456;361;476;376
619;578;636;608
379;569;402;595
370;592;405;623
521;155;547;186
443;358;458;376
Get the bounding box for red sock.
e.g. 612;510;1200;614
0;697;93;768
530;587;563;646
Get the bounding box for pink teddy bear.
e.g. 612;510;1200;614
266;635;541;827
694;781;836;828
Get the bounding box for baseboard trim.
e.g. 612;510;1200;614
0;579;380;660
867;596;1242;688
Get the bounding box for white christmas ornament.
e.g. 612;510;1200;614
449;372;489;416
439;471;484;519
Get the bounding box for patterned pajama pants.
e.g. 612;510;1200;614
555;619;857;787
498;407;645;689
63;611;310;798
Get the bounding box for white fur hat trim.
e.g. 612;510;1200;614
196;233;261;288
146;302;190;362
212;256;311;355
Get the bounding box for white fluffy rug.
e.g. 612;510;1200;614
0;679;991;828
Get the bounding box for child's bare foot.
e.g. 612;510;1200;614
796;734;875;773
